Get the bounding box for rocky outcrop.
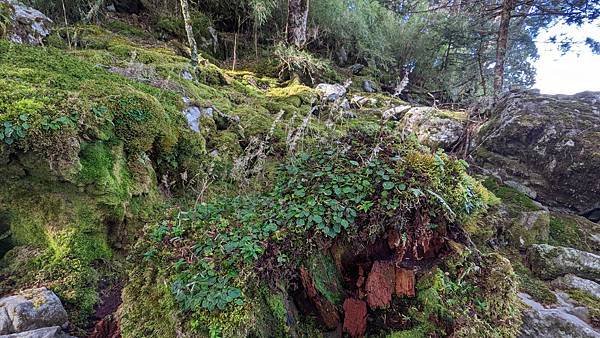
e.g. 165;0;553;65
527;244;600;282
0;0;51;45
474;91;600;221
0;288;71;337
399;107;467;150
552;274;600;299
519;292;600;338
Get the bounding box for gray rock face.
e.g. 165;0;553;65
362;80;376;93
315;83;347;102
474;91;600;221
0;288;68;335
181;96;214;132
398;107;466;150
0;0;52;45
552;274;600;299
519;292;600;338
2;326;74;338
527;244;600;282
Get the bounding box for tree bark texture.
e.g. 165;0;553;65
180;0;198;67
493;0;516;98
287;0;310;48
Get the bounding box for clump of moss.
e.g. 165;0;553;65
0;187;113;326
566;289;600;326
104;20;151;38
548;213;599;252
483;177;540;212
394;253;521;337
266;79;316;109
306;252;343;306
120;264;181;338
0;33;210;330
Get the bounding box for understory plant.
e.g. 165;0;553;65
144;129;495;335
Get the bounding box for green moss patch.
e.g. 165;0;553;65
482;178;540;212
548;212;600;252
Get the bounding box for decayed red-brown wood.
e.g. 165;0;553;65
365;260;395;309
343;298;367;337
299;267;340;329
394;268;415;298
387;228;402;249
89;314;121;338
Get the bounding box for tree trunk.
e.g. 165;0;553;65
493;0;515;98
180;0;198;68
83;0;105;23
287;0;310;48
477;39;487;96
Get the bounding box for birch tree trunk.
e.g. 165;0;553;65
287;0;310;48
180;0;198;68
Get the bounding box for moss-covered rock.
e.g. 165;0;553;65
0;36;205;329
474;90;600;222
527;244;600;282
548;212;600;253
398;107;467;150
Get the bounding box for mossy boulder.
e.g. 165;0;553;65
548;212;600;253
527;244;600;282
0;0;52;45
398;107;467;150
474;90;600;221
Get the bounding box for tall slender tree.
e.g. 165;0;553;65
180;0;198;67
493;0;516;98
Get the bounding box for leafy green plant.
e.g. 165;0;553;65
147;131;493;324
0;114;30;145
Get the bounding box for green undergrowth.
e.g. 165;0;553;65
127;130;497;337
388;253;522;337
1;22;508;337
0;35;203;329
509;253;556;305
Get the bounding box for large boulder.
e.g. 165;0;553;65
519;292;600;338
0;288;68;335
474;91;600;221
0;0;52;45
399;107;467;150
527;244;600;282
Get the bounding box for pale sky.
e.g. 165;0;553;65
534;20;600;94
